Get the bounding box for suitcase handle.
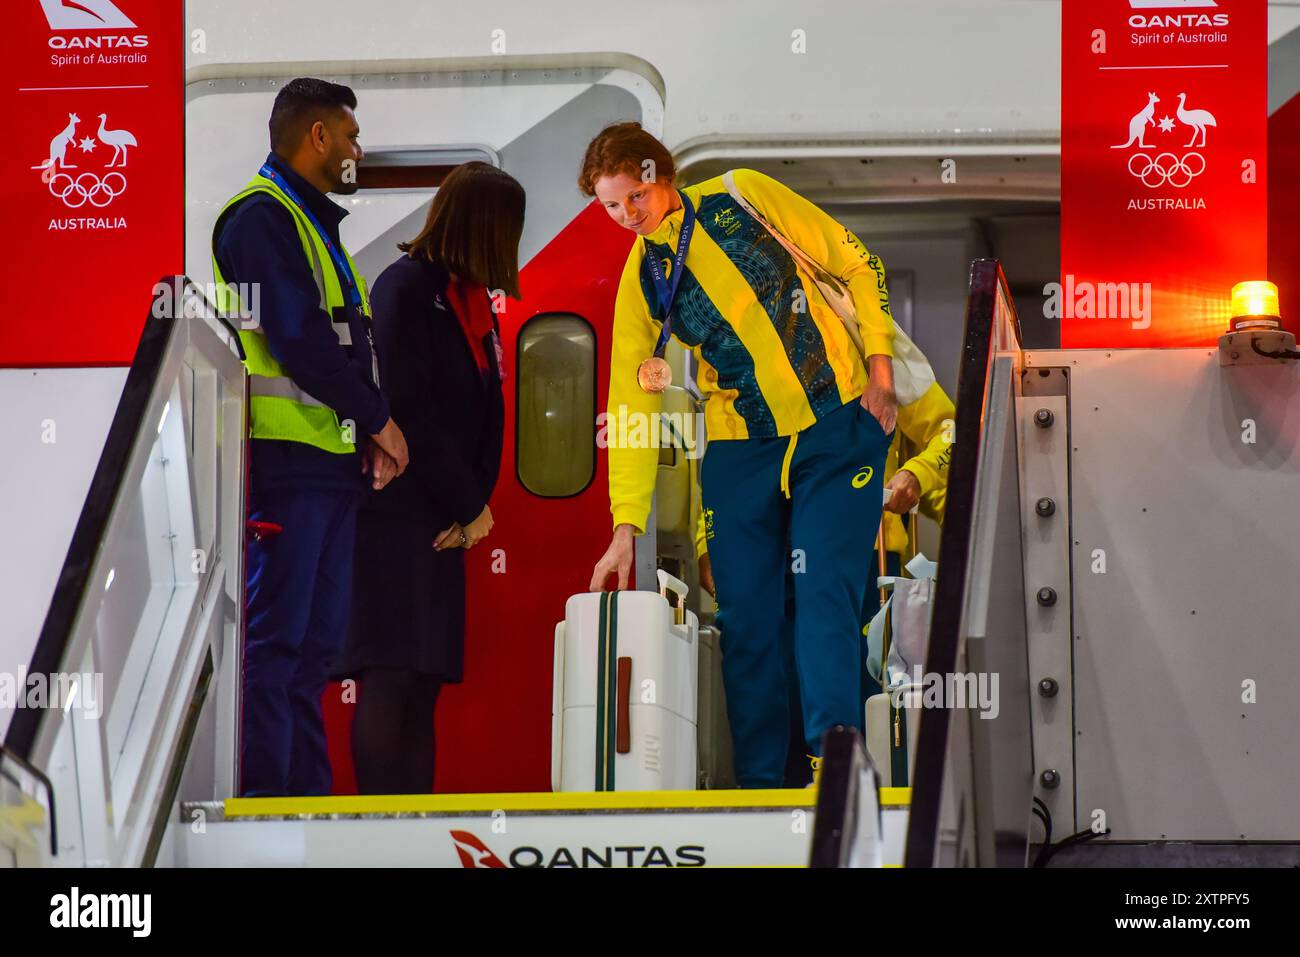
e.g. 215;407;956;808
656;569;689;625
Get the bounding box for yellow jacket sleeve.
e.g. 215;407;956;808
731;168;894;359
606;243;663;535
895;380;956;515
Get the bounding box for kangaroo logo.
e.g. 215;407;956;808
39;0;137;29
32;113;80;171
449;830;507;868
1112;93;1160;150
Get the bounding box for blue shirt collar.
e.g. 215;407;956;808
265;152;348;233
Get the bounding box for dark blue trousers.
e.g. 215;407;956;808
779;546;904;787
702;399;890;788
241;486;358;797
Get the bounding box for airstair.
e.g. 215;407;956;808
0;277;908;869
10;261;1294;869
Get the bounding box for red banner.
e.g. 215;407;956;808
1;0;183;366
1060;0;1267;347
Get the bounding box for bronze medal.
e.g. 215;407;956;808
637;356;672;393
639;192;693;397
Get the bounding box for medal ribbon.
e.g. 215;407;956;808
642;191;695;359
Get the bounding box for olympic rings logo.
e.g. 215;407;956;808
46;171;127;208
1127;152;1205;189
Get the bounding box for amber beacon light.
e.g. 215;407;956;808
1230;280;1281;332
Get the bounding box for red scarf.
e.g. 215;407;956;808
445;277;498;377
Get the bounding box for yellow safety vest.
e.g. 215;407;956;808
211;173;373;454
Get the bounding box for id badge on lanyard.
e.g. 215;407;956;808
638;191;695;394
259;164;363;310
261;163;379;387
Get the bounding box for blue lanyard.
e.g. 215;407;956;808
643;191;695;358
259;163;363;309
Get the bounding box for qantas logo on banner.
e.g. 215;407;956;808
40;0;136;29
1128;0;1227;29
40;0;149;52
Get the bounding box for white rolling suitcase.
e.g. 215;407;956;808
552;571;698;792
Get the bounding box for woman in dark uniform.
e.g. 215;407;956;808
335;162;524;794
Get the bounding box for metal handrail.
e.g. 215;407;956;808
903;258;1021;867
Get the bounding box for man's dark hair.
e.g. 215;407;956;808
268;77;357;154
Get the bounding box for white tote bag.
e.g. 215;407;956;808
721;170;936;406
865;553;938;690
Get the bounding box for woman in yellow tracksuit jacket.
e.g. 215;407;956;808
694;378;954;582
582;122;898;788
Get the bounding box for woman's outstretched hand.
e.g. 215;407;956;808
589;524;636;591
883;468;921;514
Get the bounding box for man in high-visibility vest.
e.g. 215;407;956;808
212;77;409;797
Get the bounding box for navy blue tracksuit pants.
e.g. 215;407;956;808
241;487;358;797
782;547;903;787
702;398;890;788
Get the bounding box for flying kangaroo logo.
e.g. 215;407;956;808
40;0;137;29
851;466;874;489
450;830;507;868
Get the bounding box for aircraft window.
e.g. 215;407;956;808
355;165;459;190
356;147;499;191
516;313;596;497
